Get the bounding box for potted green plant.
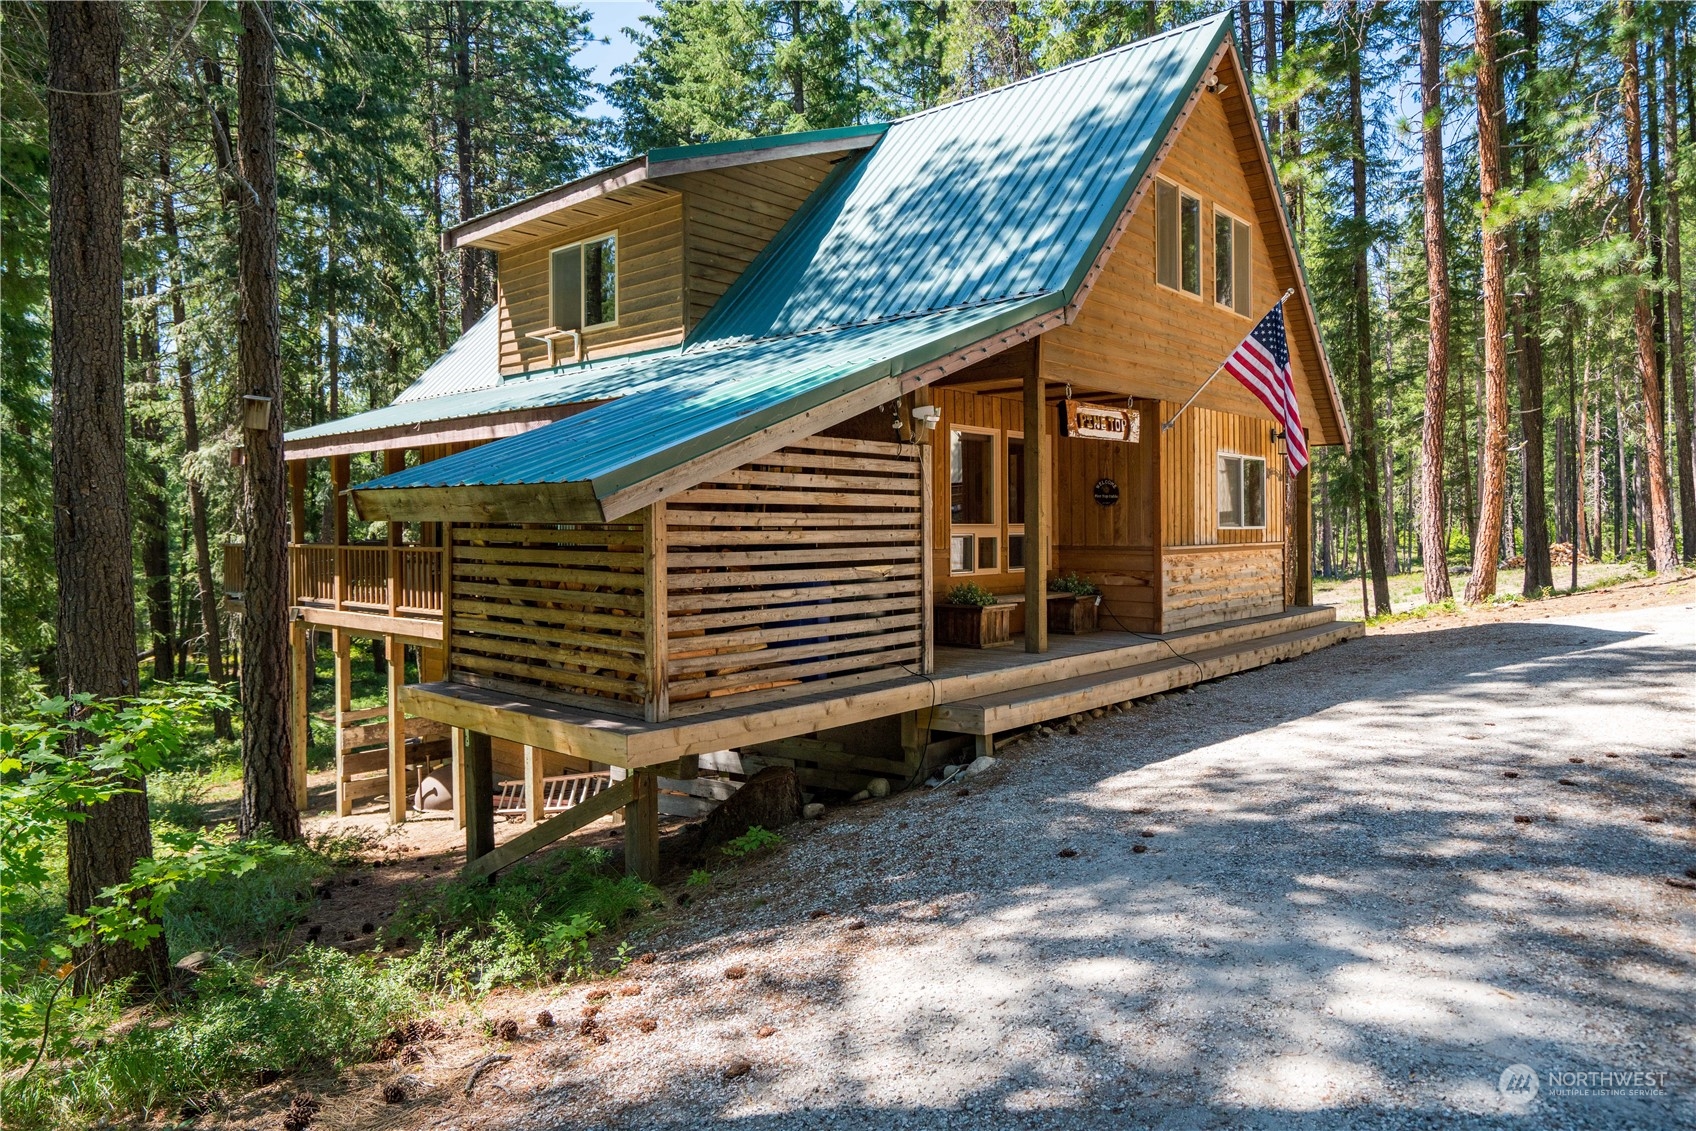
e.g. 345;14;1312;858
1047;573;1102;635
935;582;1013;648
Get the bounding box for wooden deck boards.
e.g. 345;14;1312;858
399;606;1354;768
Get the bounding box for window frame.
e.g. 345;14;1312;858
1212;204;1252;318
948;425;1001;576
1216;451;1268;530
1156;177;1204;301
547;230;620;335
1005;431;1026;574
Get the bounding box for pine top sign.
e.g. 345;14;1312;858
1061;399;1140;443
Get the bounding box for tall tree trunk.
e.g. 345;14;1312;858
1238;1;1253;84
1262;1;1278;140
789;1;807;116
1465;0;1510;602
1620;7;1679;570
1418;0;1452;601
133;266;175;682
49;0;170;995
1514;2;1552;592
1347;30;1391;613
159;151;232;738
453;0;483;331
236;0;300;840
1664;23;1695;560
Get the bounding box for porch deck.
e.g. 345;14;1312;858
400;604;1360;770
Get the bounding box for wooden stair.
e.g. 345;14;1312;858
927;614;1360;749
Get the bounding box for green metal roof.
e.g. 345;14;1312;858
647;122;888;166
332;15;1236;513
390;307;500;405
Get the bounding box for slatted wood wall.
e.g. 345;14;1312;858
448;522;651;717
1159;402;1287;548
664;435;924;716
1162;545;1285;630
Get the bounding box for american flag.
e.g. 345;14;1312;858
1223;301;1308;474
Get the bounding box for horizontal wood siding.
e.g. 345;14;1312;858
448;521;649;716
665;434;923;716
674;156;838;331
1159;402;1287;548
1038;77;1337;445
1161;545;1284;631
496;196;685;375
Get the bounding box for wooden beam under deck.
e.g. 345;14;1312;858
294;605;443;647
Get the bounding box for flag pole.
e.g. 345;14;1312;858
1160;288;1296;434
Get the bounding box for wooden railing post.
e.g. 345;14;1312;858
334;544;345;611
387;545;398;618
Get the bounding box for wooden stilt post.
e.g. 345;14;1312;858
290;618;309;813
641;503;669;723
464;730;494;866
451;727;466;830
333;628;353;816
386;633;405;824
1295;430;1313;606
624;770;659;882
524;745;545;823
1024;354;1049;653
916;393;936;674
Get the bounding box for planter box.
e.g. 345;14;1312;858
935;602;1014;648
1047;594;1101;635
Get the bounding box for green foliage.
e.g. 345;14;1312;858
1048;572;1100;596
687;868;714;887
389;847;657;993
945;582;1000;607
719;826;785;857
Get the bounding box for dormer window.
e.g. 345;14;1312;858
549;232;618;333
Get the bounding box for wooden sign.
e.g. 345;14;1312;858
1062;399;1140;443
1093;478;1120;506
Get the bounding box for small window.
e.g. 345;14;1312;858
1214;208;1251;316
1006;437;1026;526
1217;453;1267;529
950;430;994;525
548;232;618;334
1156;180;1201;297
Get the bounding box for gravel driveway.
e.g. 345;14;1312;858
451;595;1696;1131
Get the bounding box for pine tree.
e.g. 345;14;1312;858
1417;0;1452;603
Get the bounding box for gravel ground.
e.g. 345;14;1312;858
283;584;1696;1131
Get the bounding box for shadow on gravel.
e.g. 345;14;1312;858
570;619;1696;1131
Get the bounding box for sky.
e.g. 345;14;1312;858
580;2;655;116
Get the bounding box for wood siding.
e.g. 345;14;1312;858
495;196;686;376
665;434;923;716
1159;402;1287;547
1053;396;1161;632
669;155;838;332
1039;76;1337;445
1161;545;1284;631
448;520;650;716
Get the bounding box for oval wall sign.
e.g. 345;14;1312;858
1093;478;1120;506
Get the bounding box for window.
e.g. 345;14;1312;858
949;429;999;574
1214;208;1252;316
1217;453;1267;529
548;232;618;333
1156;180;1201;297
1006;435;1026;571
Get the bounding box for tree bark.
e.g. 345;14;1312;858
1347;29;1391;614
1664;23;1695;561
1417;0;1452;602
1619;6;1678;570
453;0;484;331
236;0;300;841
49;0;171;995
131;265;176;681
1464;0;1510;601
1514;2;1552;592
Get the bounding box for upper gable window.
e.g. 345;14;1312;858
1156;180;1201;297
1214;207;1252;317
549;233;618;333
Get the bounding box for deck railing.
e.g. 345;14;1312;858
287;543;444;617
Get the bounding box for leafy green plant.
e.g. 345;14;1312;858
686;868;713;887
944;582;999;607
719;826;785;857
1048;572;1100;597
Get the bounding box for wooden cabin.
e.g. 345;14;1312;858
275;15;1359;880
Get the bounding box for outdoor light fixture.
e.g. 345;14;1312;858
911;404;942;435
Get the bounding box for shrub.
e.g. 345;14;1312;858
719;826;784;857
944;582;999;607
1048;572;1099;597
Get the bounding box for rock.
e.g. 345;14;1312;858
803;802;825;820
851;789;871;802
636;1018;658;1032
756;1025;777;1038
414;770;453;812
723;1059;753;1081
724;965;748;980
698;766;803;850
1066;724;1081;735
867;777;890;798
1131;843;1147;854
1057;847;1078;858
1037;726;1054;736
964;756;997;777
175;951;211;979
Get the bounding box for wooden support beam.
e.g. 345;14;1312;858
290;619;309;813
386;633;406;824
1294;432;1313;606
974;732;995;760
333;628;353;816
1024;359;1049;654
523;745;545;823
917;393;935;674
462;775;635;880
642;503;669;722
330;454;350;544
464;730;495;866
288;460;307;546
624;770;659;882
451;727;466;831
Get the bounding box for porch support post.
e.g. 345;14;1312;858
288;460;306;544
624;769;659;882
464;729;495;865
1023;357;1049;653
524;745;545;823
916;392;935;674
641;503;669;722
290;618;309;813
333;628;353;816
386;633;406;824
1294;431;1313;606
451;727;466;830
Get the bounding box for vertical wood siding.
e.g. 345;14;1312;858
1158;402;1287;547
665;434;923;715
